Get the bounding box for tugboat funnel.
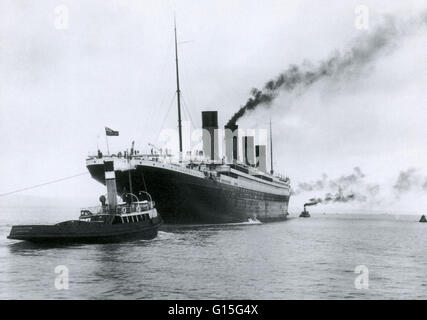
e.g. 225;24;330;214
104;160;118;211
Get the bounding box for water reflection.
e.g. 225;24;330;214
8;240;81;255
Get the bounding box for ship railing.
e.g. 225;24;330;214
115;201;155;215
79;206;110;220
79;201;155;219
80;206;107;215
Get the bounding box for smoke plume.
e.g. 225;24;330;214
304;189;361;209
293;167;381;209
295;167;427;210
304;189;366;208
227;15;418;127
293;167;376;195
393;168;427;195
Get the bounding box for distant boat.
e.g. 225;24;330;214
299;206;311;218
420;215;427;223
299;202;315;218
299;210;310;218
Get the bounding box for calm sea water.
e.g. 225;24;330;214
0;207;426;299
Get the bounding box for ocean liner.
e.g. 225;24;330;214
86;23;291;224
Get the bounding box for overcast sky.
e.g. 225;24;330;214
1;0;427;213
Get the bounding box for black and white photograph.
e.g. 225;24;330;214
1;0;427;304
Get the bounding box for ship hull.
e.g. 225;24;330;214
87;163;290;224
8;218;162;243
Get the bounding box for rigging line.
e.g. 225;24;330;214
0;172;89;197
182;99;194;131
140;167;148;193
179;51;198;120
181;94;196;129
144;36;175;128
156;91;177;140
182;95;194;125
182;101;192;128
182;88;197;120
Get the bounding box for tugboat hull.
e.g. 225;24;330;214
8;218;162;243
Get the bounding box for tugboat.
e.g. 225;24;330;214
8;160;162;243
420;215;427;223
299;202;316;218
299;208;311;218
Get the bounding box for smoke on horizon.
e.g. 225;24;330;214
304;190;360;208
295;166;427;211
294;167;381;209
393;168;427;195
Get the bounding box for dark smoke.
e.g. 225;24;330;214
328;167;365;190
303;187;365;210
293;167;381;207
296;167;427;209
303;201;319;210
293;167;370;195
227;15;407;127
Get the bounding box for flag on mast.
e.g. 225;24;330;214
105;127;119;136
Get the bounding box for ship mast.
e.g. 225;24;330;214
174;17;183;162
270;117;274;175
